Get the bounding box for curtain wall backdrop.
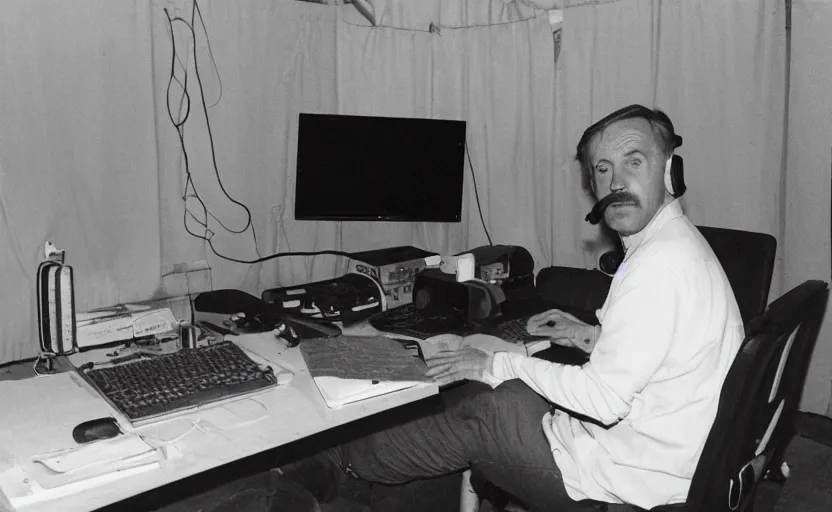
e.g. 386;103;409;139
1;0;830;418
0;1;162;364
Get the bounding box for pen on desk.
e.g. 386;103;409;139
198;321;234;336
77;312;132;326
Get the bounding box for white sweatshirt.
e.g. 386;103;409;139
487;200;744;508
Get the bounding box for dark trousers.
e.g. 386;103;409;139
339;379;572;511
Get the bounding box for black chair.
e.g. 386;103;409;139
697;226;777;326
674;279;828;512
535;226;777;327
471;280;828;512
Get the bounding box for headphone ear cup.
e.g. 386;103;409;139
664;158;674;195
670;154;685;197
664;155;686;198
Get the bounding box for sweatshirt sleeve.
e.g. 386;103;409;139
489;263;684;426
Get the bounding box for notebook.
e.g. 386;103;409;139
299;335;431;408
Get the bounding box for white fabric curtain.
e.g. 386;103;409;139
786;0;832;416
0;1;162;363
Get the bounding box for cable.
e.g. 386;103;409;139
165;4;261;259
32;354;51;377
165;9;214;245
205;240;354;265
165;4;362;266
170;6;254;236
190;2;256;239
338;15;538;33
192;0;223;109
465;140;493;245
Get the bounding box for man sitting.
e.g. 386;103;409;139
281;104;744;510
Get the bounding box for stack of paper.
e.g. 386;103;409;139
29;435;160;490
312;376;423;409
0;373;161;508
300;335;431;409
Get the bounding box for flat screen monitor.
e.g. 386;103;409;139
294;113;466;222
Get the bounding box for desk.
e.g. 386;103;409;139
5;333;437;512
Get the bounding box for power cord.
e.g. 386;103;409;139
465;139;494;245
134;398;270;447
165;2;263;260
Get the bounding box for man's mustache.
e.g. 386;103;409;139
599;191;640;209
585;192;640;225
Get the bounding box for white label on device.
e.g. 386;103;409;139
133;309;177;337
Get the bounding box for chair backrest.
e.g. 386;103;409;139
534;266;612;324
587;226;776;327
696;225;777;326
685;280;828;512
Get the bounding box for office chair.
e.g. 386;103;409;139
696;226;777;326
463;279;828;512
542;226;776;325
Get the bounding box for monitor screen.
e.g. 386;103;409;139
294;113;466;222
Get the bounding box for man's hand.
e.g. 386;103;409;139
526;309;597;353
425;346;494;386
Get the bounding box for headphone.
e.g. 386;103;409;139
664;150;686;198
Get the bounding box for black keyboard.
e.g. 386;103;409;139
82;341;277;423
368;303;472;339
490;317;550;344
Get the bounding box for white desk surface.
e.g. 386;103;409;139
8;333;438;512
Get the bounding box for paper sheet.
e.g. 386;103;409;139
0;372;158;506
313;376;420;409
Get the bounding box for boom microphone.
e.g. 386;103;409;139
585;194;618;225
585;192;640;225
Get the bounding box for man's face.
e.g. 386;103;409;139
588;117;671;236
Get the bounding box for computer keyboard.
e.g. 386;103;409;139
368;303;472;339
81;341;277;423
490;317;550;344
